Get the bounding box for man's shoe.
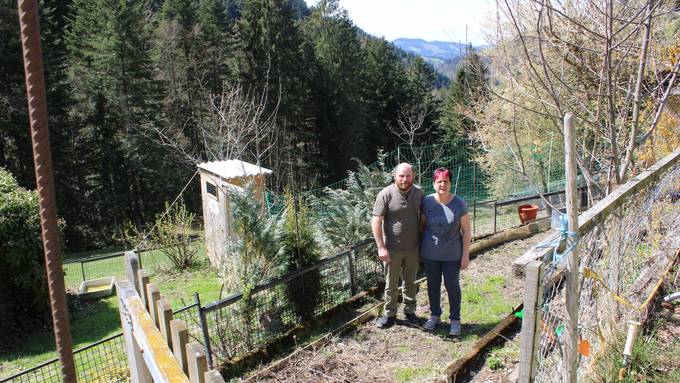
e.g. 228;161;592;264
449;319;461;336
376;316;395;329
405;313;422;326
423;315;440;331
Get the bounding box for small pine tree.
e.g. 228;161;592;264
310;154;392;251
276;192;322;321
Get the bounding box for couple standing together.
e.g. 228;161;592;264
371;163;471;336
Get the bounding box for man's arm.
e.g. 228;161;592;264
372;215;390;263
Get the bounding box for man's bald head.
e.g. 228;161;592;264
394;163;415;192
395;163;414;176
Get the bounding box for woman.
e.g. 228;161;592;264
420;167;471;335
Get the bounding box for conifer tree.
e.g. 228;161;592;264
440;47;489;158
302;0;366;180
66;0;163;242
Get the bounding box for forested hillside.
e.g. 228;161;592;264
0;0;458;251
2;0;678;253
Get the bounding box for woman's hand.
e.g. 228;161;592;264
461;256;470;270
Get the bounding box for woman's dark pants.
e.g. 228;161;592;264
423;258;461;320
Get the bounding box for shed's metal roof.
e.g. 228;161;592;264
197;160;272;179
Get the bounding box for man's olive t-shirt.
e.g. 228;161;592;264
372;184;423;250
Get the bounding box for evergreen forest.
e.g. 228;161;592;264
1;0;472;251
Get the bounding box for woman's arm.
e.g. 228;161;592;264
460;214;471;269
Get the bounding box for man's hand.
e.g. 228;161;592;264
461;256;470;270
378;246;391;263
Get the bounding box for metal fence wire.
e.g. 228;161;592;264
62;245;191;292
0;304;200;383
200;240;381;366
531;160;680;382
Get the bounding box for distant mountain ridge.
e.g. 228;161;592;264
392;38;475;81
392;38;470;62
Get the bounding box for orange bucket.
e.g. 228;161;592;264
518;204;539;224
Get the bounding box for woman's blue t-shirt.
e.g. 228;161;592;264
420;194;468;261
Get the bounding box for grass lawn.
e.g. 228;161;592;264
0;253;224;379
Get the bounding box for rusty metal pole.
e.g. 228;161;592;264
16;1;77;382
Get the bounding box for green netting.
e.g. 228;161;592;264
267;142;567;215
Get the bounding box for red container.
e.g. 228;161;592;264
518;204;539;224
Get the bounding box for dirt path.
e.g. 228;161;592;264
246;234;547;382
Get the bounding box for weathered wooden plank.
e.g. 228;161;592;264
512;231;557;277
472;218;550;257
158;299;173;349
171;319;190;376
518;260;544;383
137;269;150;310
564;113;579;383
441;305;523;382
204;370;225;383
146;283;160;328
117;280;189;383
125;251;141;295
187;342;208;383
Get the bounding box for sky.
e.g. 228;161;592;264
304;0;492;46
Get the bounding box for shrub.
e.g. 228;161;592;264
309;155;392;252
217;183;277;355
119;200;198;271
0;168;51;343
276;192;322;321
152;201;198;271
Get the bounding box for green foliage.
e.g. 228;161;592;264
151;201;198;271
216;183;277;353
310;154;392;251
221;183;277;292
440;46;489;156
277;192;322;321
487;354;503;370
0;168;50;342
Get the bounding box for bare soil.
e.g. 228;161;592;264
244;234;548;382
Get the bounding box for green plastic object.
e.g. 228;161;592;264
515;309;524;319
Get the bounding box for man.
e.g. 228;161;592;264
372;163;424;328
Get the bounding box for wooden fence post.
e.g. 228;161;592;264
146;283;161;327
187;342;208;383
125;251;141;295
158;299;173;349
518;260;545;383
137;269;150;310
204;370;225;383
492;201;498;234
472;200;477;238
564;113;580;383
171;319;190;375
117;280;153;383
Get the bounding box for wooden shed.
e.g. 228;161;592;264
197;160;272;267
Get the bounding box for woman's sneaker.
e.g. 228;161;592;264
424;315;440;331
449;320;461;336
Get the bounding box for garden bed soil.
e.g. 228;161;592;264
244;235;546;382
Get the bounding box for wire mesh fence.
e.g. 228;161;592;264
0;303;201;383
62;244;195;291
527;154;680;382
200;240;381;367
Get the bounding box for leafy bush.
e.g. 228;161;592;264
0;168;51;343
152;201;198;270
120;200;198;271
276;192;322;321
